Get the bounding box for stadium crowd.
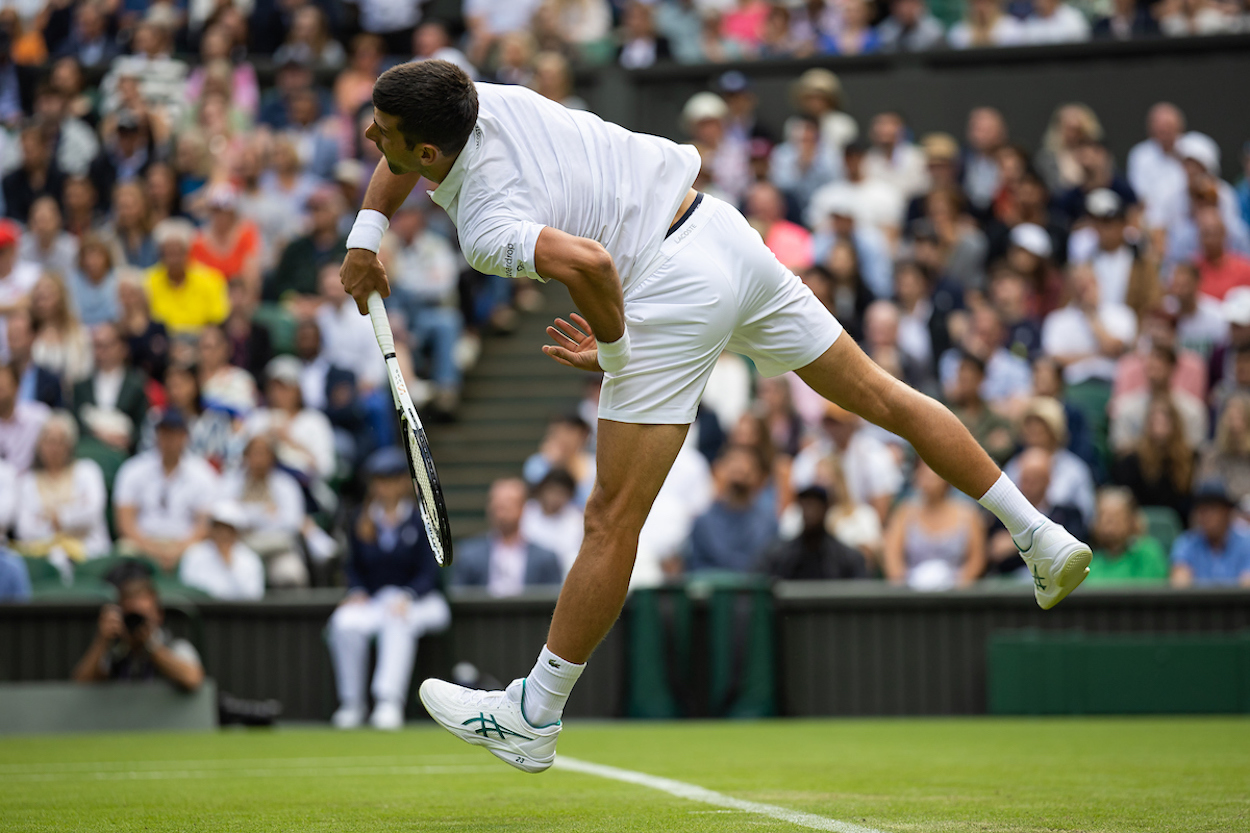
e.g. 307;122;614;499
0;0;1247;623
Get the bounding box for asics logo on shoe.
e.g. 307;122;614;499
1032;565;1047;591
462;713;533;741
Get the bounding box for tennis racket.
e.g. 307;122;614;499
366;291;454;566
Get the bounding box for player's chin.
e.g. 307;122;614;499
385;159;408;175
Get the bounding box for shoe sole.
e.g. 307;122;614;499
1039;547;1092;610
417;685;553;774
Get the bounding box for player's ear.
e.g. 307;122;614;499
418;143;441;167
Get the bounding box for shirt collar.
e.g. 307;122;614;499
429;123;483;211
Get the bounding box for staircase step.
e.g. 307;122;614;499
457;399;579;421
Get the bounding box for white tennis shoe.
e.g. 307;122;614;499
1016;519;1092;610
419;678;561;773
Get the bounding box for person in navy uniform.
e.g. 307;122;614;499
327;446;450;730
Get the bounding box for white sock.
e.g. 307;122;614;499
521;645;585;727
977;473;1047;545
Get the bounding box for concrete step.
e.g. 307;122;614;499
457;398;580;422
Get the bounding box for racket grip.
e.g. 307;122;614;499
366;291;395;356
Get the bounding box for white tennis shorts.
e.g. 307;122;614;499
598;194;843;425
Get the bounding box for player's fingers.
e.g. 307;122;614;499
546;326;581;351
553;317;587;343
541;345;578;369
355;295;370;315
569;313;594;337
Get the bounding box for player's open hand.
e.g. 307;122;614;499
543;313;602;372
341;248;391;315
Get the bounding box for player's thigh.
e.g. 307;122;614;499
795;334;909;430
587;420;690;535
329;598;385;636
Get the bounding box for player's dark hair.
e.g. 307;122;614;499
372;60;478;155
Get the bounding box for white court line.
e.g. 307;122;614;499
5;764;496;783
555;757;887;833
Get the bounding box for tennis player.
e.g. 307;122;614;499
340;61;1090;772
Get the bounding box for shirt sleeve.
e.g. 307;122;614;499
459;211;547;282
112;459;141;508
1169;533;1196;567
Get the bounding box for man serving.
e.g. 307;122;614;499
340;61;1090;772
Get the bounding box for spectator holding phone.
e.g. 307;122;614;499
72;574;205;691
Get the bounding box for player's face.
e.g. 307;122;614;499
366;109;421;175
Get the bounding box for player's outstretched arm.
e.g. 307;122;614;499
534;227;626;373
341;160;422;314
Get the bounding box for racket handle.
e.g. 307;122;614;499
366;291;394;356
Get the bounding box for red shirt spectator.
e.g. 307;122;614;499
1195;205;1250;300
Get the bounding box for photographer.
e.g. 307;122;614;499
71;576;204;691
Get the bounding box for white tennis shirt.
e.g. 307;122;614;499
429;83;701;293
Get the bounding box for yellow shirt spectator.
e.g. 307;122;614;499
145;261;230;334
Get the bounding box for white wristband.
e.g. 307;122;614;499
595;329;631;374
346;209;390;253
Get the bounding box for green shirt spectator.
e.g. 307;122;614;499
263;187;348;302
1086;486;1169;584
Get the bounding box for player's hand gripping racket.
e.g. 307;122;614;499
367;291;454;566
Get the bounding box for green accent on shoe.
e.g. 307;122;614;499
1032;565;1047;591
519;679;562;730
460;712;534;742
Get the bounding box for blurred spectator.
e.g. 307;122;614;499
1023;0;1091;43
1086;487;1169;583
682;92;749;206
330;446;451;730
896;260;953;377
520;468;583;575
32;83;99;181
807;143;904;246
71;322;147;454
654;0;704;64
101;182;159;270
116;271;169;383
1112;397;1196;519
56;1;119;68
178;501;265;601
913;132;963;220
1055;140;1137;229
756;375;805;458
762;485;867;579
1068;189;1159;316
186;25;259;120
197;324;256;417
222;431;311;588
4;120;62;223
14;411;110;563
1042;265;1135;394
686;444;777;573
144;162;183;226
453;477;563;595
146;219;229;335
222;280;272;385
945;350;1016;465
1033;355;1100;475
140;363;231;467
0;548;31;601
315;262;386;393
30;273;92;385
1170;480;1250;587
877;0;946;51
618;1;671;68
865;299;937;394
915;189;989;293
1168;262;1227;359
1158;134;1250;269
72;576;205;691
114;409;219;572
745;181;812;272
1129;103;1187;222
67;234;120;326
1006;397;1096;524
1093;0;1161;39
789;70;857;163
524;414;595;507
988;446;1087;575
1194;206;1250;300
792;403;903;523
1035;104;1103;194
62;174;103;237
334;33;385;121
1112;307;1208;404
0;220;39;315
827;0;880;55
531;51;587;110
493;31;537;86
990;268;1042;361
635;434;715;585
813;195;893;301
273;6;345;70
280;87;340;182
380;204;464;412
1111;344;1207;452
6;308;62;408
938;305;1033;413
259;137;321;230
1160;0;1238;36
0;361;50;471
948;0;1025;48
1211;288;1250;392
189;183;261;290
884;460;985;589
19;197;76;278
267;188;347;303
963;108;1008;216
101;21;188;122
864;112;929;203
243;355;336;486
1200;393;1250;506
769;115;841;219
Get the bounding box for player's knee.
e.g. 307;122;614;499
583;490;647;543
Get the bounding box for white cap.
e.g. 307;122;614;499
681;92;728;132
1223;287;1250;326
1010;223;1052;258
1176;132;1220;176
823;191;858;219
209;500;249;530
1085;188;1124;219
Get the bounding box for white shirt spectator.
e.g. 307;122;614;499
0;400;49;471
790;429;904;507
348;0;421;32
701;353;753;436
806;180;906;237
0;458;16;532
32;325;93;385
1006;448;1096;523
221;467;305;535
1023;2;1091;43
113;451;220;541
948;15;1026;48
241;408;336;481
93;367;124;412
202;367;258;417
1128;139;1187;225
179;540;265;600
863;142;930;202
316;298;386;390
521;499;583;575
14;458;111;558
464;0;544;35
1110;390;1209;452
487;537;528;598
101;54;189;119
383;227;459;305
1041;302;1138;385
1175;294;1229;358
17;232;78;278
